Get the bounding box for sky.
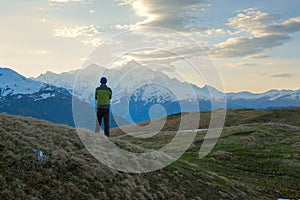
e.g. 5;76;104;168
0;0;299;92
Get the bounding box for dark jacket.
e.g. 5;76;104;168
95;84;112;106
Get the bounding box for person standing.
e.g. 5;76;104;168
95;77;112;137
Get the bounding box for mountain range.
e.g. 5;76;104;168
33;61;300;122
1;62;299;127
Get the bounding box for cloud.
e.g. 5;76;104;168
211;8;300;58
115;0;209;31
49;0;91;3
270;73;292;78
113;24;136;30
54;25;105;46
246;54;272;59
258;73;292;78
117;38;208;66
224;62;256;68
227;8;300;36
211;34;290;57
81;37;103;47
226;8;274;36
203;28;228;36
54;25;101;38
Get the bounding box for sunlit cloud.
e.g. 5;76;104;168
81;37;103;47
54;25;101;38
227;8;300;36
227;8;274;36
115;0;209;31
246;54;272;59
211;34;290;57
211;8;300;58
113;24;136;30
125;44;206;62
53;25;106;47
49;0;91;3
203;28;228;36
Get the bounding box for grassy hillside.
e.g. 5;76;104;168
0;108;300;199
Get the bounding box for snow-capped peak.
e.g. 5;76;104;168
0;68;44;97
0;68;70;98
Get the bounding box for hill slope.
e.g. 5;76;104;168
0;109;300;199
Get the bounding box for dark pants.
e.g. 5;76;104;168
96;106;110;137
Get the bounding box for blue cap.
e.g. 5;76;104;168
100;77;107;84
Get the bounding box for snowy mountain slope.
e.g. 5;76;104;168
34;64;108;102
0;68;44;97
32;70;76;93
0;67;75;125
0;67;71;98
0;68;73;124
227;89;299;101
226;91;258;100
226;88;300;109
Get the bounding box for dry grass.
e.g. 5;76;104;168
0;114;230;199
0;108;300;199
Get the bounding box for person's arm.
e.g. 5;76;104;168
109;89;112;100
94;89;98;110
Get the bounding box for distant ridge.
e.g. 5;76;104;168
1;66;299;127
33;63;300;122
